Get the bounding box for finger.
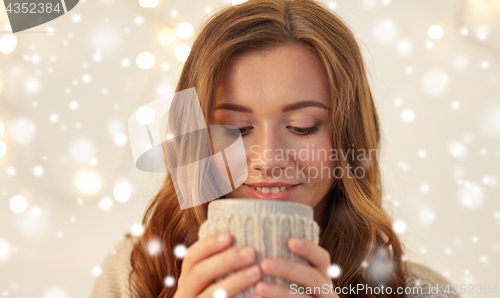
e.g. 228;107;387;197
260;257;326;290
181;233;232;275
287;238;331;278
185;246;257;296
256;281;312;298
200;265;261;298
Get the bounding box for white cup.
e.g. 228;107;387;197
198;199;320;298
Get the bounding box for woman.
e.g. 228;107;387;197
90;0;460;297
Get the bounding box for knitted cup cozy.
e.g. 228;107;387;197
198;199;320;298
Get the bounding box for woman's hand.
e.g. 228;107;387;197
255;238;340;298
173;233;262;298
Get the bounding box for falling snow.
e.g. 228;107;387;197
0;1;498;297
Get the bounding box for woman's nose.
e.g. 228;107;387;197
248;128;290;179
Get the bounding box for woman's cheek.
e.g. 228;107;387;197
294;136;334;168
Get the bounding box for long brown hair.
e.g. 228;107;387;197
128;0;408;297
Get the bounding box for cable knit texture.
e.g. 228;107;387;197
90;236;463;298
90;235;141;298
198;212;320;298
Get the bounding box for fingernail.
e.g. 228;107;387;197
262;258;276;271
290;238;302;248
246;265;260;278
240;247;254;259
217;233;230;243
257;281;273;294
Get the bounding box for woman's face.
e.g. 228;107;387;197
213;43;335;213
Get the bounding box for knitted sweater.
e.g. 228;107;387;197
90;235;462;298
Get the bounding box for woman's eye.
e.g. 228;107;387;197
238;126;253;136
286;125;320;136
224;126;252;137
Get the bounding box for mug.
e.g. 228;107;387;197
198;199;320;298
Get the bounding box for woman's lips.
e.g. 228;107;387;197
244;184;299;200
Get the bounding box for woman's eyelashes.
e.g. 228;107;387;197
221;126;252;138
232;125;321;137
238;126;253;136
286;125;320;136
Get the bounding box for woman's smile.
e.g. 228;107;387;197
242;182;301;201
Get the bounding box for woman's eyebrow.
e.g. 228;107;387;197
214;103;253;113
213;100;330;113
282;101;330;112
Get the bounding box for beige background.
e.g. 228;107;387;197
0;0;499;297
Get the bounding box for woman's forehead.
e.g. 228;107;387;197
215;44;331;107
